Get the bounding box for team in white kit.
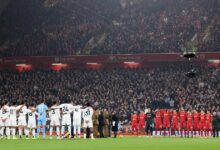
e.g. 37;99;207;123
0;100;94;140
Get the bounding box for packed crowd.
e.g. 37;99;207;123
0;64;220;122
0;0;219;56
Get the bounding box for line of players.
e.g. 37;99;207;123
131;108;213;137
0;100;94;140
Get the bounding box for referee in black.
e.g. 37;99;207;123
145;108;155;137
212;111;220;138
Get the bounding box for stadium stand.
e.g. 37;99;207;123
0;0;219;56
1;63;220;122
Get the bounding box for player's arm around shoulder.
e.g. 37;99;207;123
51;104;62;109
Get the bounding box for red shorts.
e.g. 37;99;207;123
205;123;211;130
139;123;145;129
180;121;185;128
193;123;199;130
132;124;138;130
155;122;162;129
199;123;205;130
172;123;178;129
163;121;170;128
186;123;193;130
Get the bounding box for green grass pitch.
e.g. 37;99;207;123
0;137;220;150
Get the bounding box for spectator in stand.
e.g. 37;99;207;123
0;63;220;121
0;0;219;56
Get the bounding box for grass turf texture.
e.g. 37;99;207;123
0;137;220;150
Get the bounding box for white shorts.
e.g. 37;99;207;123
62;115;71;126
1;118;10;127
9;117;17;127
50;118;60;126
73;118;81;127
83;120;93;128
28;120;36;128
18;117;27;126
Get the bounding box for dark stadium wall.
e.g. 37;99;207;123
1;52;219;65
1;52;220;71
0;61;210;72
0;0;11;16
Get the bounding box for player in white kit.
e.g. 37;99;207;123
82;103;94;139
49;101;61;139
0;104;4;138
51;100;74;138
9;101;24;139
27;104;38;139
1;101;10;139
18;101;29;139
72;104;82;138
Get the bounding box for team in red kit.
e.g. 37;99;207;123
131;108;213;137
131;111;146;136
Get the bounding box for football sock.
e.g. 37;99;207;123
0;128;3;137
56;127;60;136
91;132;94;139
6;127;10;137
50;127;53;136
11;128;16;137
77;126;81;137
68;126;71;136
24;128;29;137
42;127;46;138
32;129;36;137
61;126;65;136
37;128;40;137
74;126;76;136
19;128;22;137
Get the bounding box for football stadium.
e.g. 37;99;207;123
0;0;220;150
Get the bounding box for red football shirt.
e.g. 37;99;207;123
187;112;193;124
193;112;199;124
172;112;178;124
163;111;170;122
205;113;212;124
139;113;146;124
131;114;139;125
200;113;205;124
155;111;162;123
179;111;186;122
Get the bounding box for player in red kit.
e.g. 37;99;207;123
204;110;212;137
131;112;139;136
199;110;206;137
171;110;179;136
179;108;186;137
155;109;162;136
138;111;146;134
193;110;199;136
163;109;171;136
186;110;193;138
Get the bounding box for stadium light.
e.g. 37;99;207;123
52;63;67;66
123;61;140;68
86;62;99;65
51;63;68;71
16;64;32;72
124;61;138;64
208;59;220;63
16;64;28;67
